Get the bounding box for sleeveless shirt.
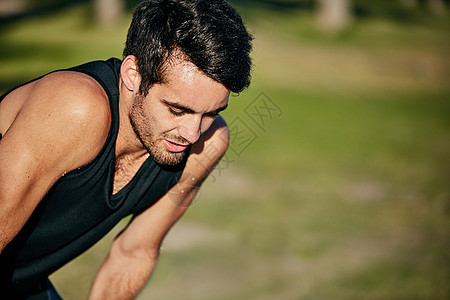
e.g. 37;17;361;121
0;58;186;293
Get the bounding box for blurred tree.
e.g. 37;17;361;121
0;0;27;16
94;0;123;26
316;0;352;33
427;0;446;15
399;0;418;8
399;0;447;15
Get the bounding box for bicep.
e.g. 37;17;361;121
0;109;70;251
0;129;57;251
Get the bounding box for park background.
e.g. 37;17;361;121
0;0;449;298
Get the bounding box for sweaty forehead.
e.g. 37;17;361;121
163;50;219;87
175;61;201;86
164;58;201;84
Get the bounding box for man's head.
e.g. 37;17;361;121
123;0;253;96
121;0;252;166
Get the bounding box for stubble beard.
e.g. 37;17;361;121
129;94;188;166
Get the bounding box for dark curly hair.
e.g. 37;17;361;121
123;0;253;95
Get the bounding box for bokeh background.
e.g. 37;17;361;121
1;0;449;299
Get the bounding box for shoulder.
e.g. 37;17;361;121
33;71;110;122
192;116;228;161
182;116;229;180
28;70;111;134
11;70;111;170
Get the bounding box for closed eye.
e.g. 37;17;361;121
168;107;186;116
204;104;228;118
204;111;219;118
162;98;227;118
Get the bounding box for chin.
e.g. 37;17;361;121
150;148;188;167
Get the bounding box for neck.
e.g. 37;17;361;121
115;78;147;159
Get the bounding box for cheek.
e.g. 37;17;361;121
159;114;183;135
147;106;177;134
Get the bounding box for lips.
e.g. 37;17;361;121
163;139;189;153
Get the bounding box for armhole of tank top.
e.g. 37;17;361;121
57;65;120;177
0;61;120;177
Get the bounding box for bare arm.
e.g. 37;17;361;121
88;117;229;300
0;72;110;253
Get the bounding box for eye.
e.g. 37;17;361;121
169;107;185;116
204;112;219;119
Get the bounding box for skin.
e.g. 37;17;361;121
0;54;230;299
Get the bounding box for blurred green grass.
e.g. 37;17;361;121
1;2;449;299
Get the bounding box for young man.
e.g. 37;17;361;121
0;0;252;298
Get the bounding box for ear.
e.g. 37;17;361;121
120;55;141;93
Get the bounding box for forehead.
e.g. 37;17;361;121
159;55;229;108
165;58;204;86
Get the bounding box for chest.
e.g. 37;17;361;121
112;153;150;195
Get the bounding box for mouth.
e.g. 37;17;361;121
163;139;189;153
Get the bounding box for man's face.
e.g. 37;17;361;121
129;57;229;166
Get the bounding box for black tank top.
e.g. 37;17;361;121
0;58;185;293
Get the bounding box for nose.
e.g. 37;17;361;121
178;115;202;144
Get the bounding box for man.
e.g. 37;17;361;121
0;0;252;298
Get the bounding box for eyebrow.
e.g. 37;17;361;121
161;99;228;115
